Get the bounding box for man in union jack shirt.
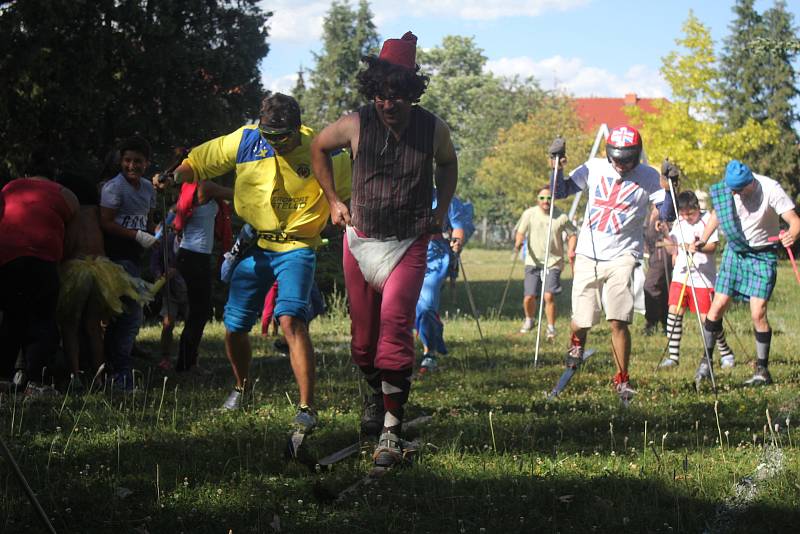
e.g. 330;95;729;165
551;125;674;402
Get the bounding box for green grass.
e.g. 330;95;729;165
2;249;800;533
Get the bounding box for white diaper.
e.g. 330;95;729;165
346;226;416;291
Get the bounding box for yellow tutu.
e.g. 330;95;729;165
57;256;162;321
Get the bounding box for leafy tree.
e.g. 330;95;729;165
417;36;545;208
628;12;778;189
719;0;800;197
298;0;379;130
474;94;589;222
0;0;270;178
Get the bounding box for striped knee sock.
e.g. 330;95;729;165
666;312;682;361
381;369;413;433
716;330;734;360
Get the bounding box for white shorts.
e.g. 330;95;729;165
571;254;637;328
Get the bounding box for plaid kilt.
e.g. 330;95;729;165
715;247;777;301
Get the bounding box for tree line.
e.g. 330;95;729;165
1;0;797;224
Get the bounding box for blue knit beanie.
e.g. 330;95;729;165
725;160;754;190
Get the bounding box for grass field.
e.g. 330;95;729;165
2;248;799;533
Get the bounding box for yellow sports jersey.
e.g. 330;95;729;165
186;124;351;252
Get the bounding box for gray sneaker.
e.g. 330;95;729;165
361;393;384;437
658;357;679;369
694;359;712;390
292;406;317;434
546;326;556;342
519;318;534;333
720;355;735;369
419;354;438;374
615;381;636;402
221;388;244;410
743;366;772;386
373;431;403;468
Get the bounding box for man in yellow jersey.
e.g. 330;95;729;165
154;94;351;431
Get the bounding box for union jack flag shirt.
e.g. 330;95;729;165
567;158;664;261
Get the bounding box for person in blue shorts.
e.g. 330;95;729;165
155;94;351;434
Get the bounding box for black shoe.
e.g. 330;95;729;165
360;393;384;437
273;337;289;355
743;366;773;386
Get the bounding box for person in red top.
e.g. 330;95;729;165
0;156;79;397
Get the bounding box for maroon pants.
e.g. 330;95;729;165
343;233;429;371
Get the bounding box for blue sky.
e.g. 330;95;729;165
258;0;799;99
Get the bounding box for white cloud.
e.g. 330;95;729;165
400;0;590;21
262;1;328;43
261;72;299;95
260;0;589;44
485;55;670;98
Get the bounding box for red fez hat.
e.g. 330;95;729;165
378;31;417;69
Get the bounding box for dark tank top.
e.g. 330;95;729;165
351;103;437;239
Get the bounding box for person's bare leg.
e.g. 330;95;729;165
544;292;556;327
224;330;252;389
279;315;315;407
750;297;769;332
609;319;631;374
523;295;536;318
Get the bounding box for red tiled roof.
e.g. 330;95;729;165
572;93;668;133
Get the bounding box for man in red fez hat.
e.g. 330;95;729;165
311;32;458;470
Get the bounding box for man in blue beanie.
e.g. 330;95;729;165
692;160;799;386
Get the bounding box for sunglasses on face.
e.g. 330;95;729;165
538;196;552;201
259;127;295;144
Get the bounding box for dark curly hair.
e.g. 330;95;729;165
259;93;301;130
357;56;430;103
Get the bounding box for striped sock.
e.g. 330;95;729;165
666;312;682;361
381;368;413;433
716;330;734;360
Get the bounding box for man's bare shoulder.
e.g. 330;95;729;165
335;111;360;133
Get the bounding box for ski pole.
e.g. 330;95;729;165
497;251;518;316
533;145;563;368
0;434;57;533
653;266;691;373
457;255;491;365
